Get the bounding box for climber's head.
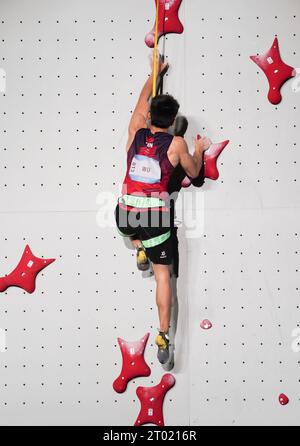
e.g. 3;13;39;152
149;94;180;129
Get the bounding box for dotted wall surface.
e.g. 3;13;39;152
0;0;299;426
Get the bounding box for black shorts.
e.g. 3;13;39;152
115;204;174;265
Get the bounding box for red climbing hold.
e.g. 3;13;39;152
279;394;289;406
181;138;230;187
134;374;176;426
145;0;184;48
205;139;230;181
250;37;296;105
200;319;213;330
0;245;55;294
113;333;151;394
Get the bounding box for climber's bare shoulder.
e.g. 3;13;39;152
167;135;189;167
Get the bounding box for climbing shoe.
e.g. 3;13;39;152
136;246;150;271
155;331;170;365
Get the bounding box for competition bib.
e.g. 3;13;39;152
129;155;161;184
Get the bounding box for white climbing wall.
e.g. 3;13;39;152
0;0;299;426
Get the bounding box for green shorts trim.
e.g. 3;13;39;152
119;194;166;209
142;231;171;249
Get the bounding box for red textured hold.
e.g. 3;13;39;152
113;333;151;394
0;245;55;294
200;319;212;330
181;139;230;187
279;394;289;406
205;140;230;181
145;0;184;48
134;374;176;426
250;37;296;105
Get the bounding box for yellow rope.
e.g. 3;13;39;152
152;0;160;97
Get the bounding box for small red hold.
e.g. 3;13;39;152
200;319;212;330
134;374;176;426
0;245;55;294
113;333;151;394
250;36;296;105
145;0;184;48
279;394;289;406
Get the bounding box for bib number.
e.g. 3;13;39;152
129;155;161;184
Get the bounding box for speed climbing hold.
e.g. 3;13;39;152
200;319;213;330
204;139;230;181
181;138;230;187
113;333;151;394
279;394;289;406
145;0;184;48
250;37;296;105
134;374;176;426
0;244;55;294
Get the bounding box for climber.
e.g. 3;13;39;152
115;54;211;364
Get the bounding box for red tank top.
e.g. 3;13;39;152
122;128;175;198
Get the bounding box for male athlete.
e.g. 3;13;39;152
115;55;211;364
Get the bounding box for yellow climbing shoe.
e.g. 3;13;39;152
155;332;170;365
136;246;150;271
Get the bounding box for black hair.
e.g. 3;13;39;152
150;94;180;129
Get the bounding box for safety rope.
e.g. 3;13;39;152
152;0;160;97
158;1;166;95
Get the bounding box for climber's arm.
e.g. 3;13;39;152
175;136;211;179
177;138;202;179
126;74;154;150
126;53;167;151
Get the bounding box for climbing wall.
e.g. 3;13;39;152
0;0;299;426
183;0;300;426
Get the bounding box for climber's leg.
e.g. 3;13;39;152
142;231;173;365
152;263;172;365
115;204;150;271
152;263;172;334
140;211;173;333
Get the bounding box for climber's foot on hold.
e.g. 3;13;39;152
136;245;150;271
155;331;170;365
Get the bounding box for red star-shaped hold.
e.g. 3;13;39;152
113;333;151;394
145;0;184;48
134;374;176;426
182;138;230;187
250;37;296;105
0;244;55;294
